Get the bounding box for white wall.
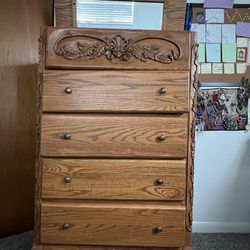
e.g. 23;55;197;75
187;0;250;233
193;131;250;232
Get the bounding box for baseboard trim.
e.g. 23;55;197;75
193;221;250;233
32;244;183;250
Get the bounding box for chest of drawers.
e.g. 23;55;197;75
33;27;197;250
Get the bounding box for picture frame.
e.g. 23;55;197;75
237;47;247;62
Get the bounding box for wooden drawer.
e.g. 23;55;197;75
40;203;185;247
42;159;186;201
42;71;189;113
45;28;192;71
40;114;188;158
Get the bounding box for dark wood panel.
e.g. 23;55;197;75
42;159;186;201
44;28;192;70
33;244;182;250
40;114;188;158
43;71;189;113
0;0;52;237
40;202;185;247
54;0;74;27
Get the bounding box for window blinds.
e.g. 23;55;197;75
76;0;134;25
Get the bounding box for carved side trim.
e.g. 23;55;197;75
34;38;45;244
54;33;182;64
186;44;199;232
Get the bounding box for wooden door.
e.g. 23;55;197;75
0;0;52;238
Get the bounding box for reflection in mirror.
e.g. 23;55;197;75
76;0;164;30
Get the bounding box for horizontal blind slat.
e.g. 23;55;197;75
76;0;134;25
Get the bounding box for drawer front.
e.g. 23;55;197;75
43;71;189;113
40;203;185;247
45;28;192;71
40;114;188;158
42;159;186;201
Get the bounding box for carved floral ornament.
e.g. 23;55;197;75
54;33;182;64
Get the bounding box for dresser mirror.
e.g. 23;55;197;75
76;0;164;30
54;0;186;31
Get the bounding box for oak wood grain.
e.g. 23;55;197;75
42;159;186;201
165;1;186;31
40;202;185;247
184;39;198;248
45;28;192;71
42;71;189;113
40;114;188;158
34;24;195;250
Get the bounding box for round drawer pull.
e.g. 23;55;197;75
64;133;71;140
153;226;163;234
155;179;164;186
64;176;71;183
62;223;70;230
157;135;166;142
159;87;167;94
65;87;72;94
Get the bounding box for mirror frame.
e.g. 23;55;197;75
54;0;187;31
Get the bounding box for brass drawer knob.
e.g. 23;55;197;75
62;223;70;230
64;176;71;183
158;135;166;142
159;87;167;94
153;226;163;234
155;179;164;185
64;133;71;140
65;87;72;94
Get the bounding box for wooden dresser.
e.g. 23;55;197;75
33;27;197;250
